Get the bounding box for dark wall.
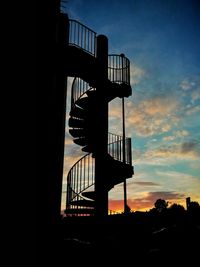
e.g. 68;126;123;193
37;0;67;246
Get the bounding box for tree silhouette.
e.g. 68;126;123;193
188;201;200;214
154;199;168;213
169;203;185;212
168;203;185;219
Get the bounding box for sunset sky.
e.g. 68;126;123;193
61;0;200;213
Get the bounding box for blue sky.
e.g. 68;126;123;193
61;0;200;212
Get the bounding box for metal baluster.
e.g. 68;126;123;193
87;29;89;53
88;154;89;188
84;27;86;52
80;159;82;194
90;32;92;55
117;135;119;160
83;156;85;191
75;164;77;197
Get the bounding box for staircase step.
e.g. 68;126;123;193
101;155;134;189
65;208;95;215
67;45;97;86
105;81;132;101
82;191;95;200
69;117;85;128
119;83;132;97
70;199;95;207
106;164;134;190
76;97;90;109
73;137;88;146
82;145;93;153
69;128;86;138
86;89;96;98
108;160;134;178
69;106;86;119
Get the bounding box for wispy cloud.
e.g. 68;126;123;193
180;79;195;91
163;135;176;141
140;140;200;163
125;96;179;137
191;89;200;102
130;63;146;86
163;130;189;141
133;181;160;186
186;105;200;115
156;171;200;197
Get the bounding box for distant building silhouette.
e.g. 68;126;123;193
186;197;191;210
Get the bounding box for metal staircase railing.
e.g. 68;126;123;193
69;19;97;56
66;153;95;207
108;132;132;165
67;76;132;215
66;23;133;215
108;54;130;85
66;132;132;213
71;77;94;108
71;54;131;108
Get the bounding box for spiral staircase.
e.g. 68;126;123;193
65;19;134;216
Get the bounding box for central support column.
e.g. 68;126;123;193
95;35;108;220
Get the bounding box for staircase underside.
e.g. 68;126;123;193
65;208;95;215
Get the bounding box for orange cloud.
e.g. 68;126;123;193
141;97;178;116
130;63;145;85
134;181;160;186
125;97;179;137
109;191;186;212
163;130;189;141
109;95;180;137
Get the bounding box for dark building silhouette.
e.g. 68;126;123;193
186;197;191;210
64;17;134;219
37;1;68;262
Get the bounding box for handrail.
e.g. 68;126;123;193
108;132;132;165
66;132;132;213
71;77;94;108
66;153;95;206
66;18;133;216
108;54;130;85
69;19;97;56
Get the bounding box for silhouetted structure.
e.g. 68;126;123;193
64;17;134;218
40;3;199;265
186;197;191;210
42;1;68;233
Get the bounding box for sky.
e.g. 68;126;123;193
61;0;200;213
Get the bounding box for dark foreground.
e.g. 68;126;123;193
40;211;200;265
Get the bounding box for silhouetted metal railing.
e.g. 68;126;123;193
71;55;130;108
66;49;132;215
108;54;130;85
69;19;97;56
66;153;95;206
66;132;132;212
108;132;132;165
71;77;94;108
